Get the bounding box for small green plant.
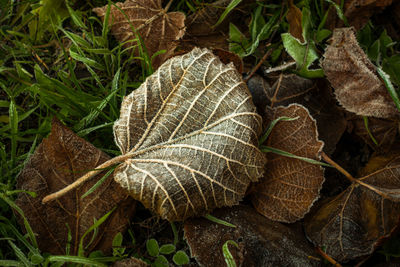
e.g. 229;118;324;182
146;238;189;267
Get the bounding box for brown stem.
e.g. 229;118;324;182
42;154;130;203
321;152;356;183
244;48;273;82
316;247;342;267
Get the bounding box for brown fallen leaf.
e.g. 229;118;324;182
305;154;400;262
182;0;249;51
322;27;398;119
184;205;321;267
110;47;265;221
348;115;398;152
15;119;136;255
212;48;243;73
251;104;325;223
326;0;393;30
287;0;304;42
247;74;347;154
112;257;149;267
93;0;185;68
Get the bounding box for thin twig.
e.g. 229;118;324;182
244;48;273;82
321;152;356;183
316;247;342;267
42;154;130;203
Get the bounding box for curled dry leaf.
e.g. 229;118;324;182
113;47;266;221
251;104;325;223
15;119;135;255
305;155;400;262
322;27;398;119
184;205;321;267
93;0;185;68
247;74;347;154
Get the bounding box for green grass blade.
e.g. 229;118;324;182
47;255;107;267
9;100;18;168
377;67;400;113
204;214;236;228
213;0;242;28
222;240;239;267
259;116;299;146
260;146;332;167
80;168;114;199
8;240;32;267
363;116;378;146
0;260;23;266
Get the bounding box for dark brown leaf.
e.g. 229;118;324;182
93;0;185;68
113;47;266;221
327;0;393;30
348;115;398;152
182;0;249;51
15;119;136;255
212;48;243;73
322;27;398;119
184;205;321;267
251;104;325;223
287;0;304;42
247;74;347;154
305;155;400;262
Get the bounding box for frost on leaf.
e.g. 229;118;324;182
305;154;400;262
93;0;185;68
322;27;398;119
15;119;135;255
251;104;325;223
113;47;265;221
184;205;320;267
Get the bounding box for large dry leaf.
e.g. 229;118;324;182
93;0;185;68
247;74;347;154
305;155;400;262
251;104;325;223
113;47;265;221
15;119;136;255
184;205;321;267
322;27;398;119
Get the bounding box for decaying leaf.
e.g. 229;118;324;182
348;115;399;152
112;257;149;267
182;0;249;51
305;155;400;262
113;47;266;221
247;74;346;154
212;48;243;73
287;0;304;42
184;205;321;267
326;0;393;30
322;27;398;119
93;0;185;68
16;119;135;255
251;104;325;223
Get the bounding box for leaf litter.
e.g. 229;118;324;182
9;0;400;264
